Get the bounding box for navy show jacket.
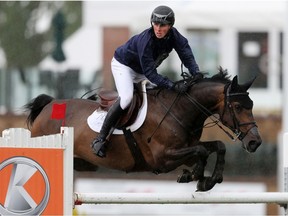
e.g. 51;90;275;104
114;27;199;88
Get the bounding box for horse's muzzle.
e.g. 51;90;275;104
241;126;262;153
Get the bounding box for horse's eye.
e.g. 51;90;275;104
234;104;242;113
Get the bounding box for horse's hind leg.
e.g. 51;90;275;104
74;157;99;172
196;140;226;191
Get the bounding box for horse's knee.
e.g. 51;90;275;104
194;145;209;159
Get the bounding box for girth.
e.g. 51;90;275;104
122;128;151;172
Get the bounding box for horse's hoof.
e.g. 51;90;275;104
177;169;192;183
216;176;223;183
196;177;216;192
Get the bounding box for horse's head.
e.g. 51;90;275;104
221;75;262;152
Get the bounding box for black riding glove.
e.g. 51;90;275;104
193;73;204;80
173;82;188;93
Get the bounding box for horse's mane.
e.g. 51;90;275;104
148;66;232;94
177;66;231;87
207;66;231;84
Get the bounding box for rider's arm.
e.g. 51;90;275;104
172;28;200;75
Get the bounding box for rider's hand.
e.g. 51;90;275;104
193;73;204;80
173;82;188;93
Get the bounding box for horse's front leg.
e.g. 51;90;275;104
196;140;226;191
177;140;226;192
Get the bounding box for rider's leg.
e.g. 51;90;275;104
91;98;124;157
91;58;134;158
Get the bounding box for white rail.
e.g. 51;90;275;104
74;192;288;205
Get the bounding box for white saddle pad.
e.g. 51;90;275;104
87;80;154;135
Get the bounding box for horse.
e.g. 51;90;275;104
24;68;262;191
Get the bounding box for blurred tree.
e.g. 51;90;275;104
52;10;66;62
0;1;82;68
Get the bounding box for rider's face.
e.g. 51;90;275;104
152;22;171;39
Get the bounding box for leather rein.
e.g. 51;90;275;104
183;81;257;141
147;73;257;142
152;80;256;142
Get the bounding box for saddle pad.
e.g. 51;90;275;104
87;80;153;134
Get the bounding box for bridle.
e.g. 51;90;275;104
220;83;257;141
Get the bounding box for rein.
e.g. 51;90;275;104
146;70;257;143
180;75;244;141
184;83;257;141
147;92;181;143
183;90;239;141
148;80;256;143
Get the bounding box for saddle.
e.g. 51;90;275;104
97;85;143;128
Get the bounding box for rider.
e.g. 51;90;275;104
91;5;200;158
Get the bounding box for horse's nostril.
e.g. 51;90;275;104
248;140;261;152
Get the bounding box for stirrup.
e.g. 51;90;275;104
91;138;107;158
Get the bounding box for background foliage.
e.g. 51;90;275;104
0;1;82;69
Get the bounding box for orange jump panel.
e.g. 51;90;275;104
0;147;64;215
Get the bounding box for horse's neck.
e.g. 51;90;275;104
192;82;225;113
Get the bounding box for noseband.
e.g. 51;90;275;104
222;83;257;141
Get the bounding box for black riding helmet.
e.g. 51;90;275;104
150;5;175;26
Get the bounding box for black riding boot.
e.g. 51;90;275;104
91;99;124;158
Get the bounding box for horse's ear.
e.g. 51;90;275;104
231;75;256;92
232;75;238;85
240;76;256;91
230;75;239;92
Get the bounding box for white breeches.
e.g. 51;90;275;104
111;57;147;109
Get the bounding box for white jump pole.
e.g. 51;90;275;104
284;133;288;215
74;192;288;205
282;1;288;215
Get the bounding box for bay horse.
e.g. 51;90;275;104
24;68;262;191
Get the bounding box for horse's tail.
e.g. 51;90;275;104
24;94;54;129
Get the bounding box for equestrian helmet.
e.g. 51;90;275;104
150;5;175;26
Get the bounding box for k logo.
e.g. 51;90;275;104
0;157;50;215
